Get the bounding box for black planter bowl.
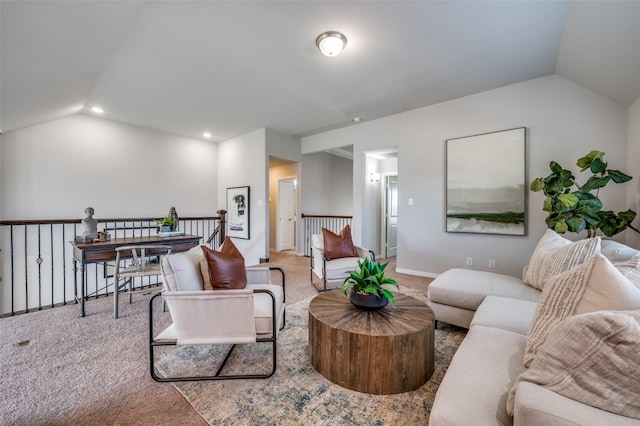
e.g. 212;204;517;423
349;291;388;310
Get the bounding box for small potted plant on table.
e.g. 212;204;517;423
341;257;399;310
156;216;176;233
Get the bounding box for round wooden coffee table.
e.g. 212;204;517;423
308;290;435;395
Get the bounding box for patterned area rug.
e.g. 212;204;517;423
155;288;466;425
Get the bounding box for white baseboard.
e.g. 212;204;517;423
395;267;440;279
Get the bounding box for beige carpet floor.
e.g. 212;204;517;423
155;287;466;425
0;251;463;425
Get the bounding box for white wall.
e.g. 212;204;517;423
0;114;218;219
266;128;301;162
628;98;640;249
217;128;267;265
302;75;630;278
363;154;382;251
300;152;353;218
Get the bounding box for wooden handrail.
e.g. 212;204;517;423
0;216;222;226
301;214;353;219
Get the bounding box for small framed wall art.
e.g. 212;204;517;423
446;127;526;236
226;186;250;239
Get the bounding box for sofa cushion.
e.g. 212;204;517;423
509;311;640;419
161;246;205;291
471;296;537;335
322;225;357;260
427;269;540;311
430;325;527;426
524;254;640;367
201;237;247;290
246;283;285;334
512;381;640;426
524;229;601;291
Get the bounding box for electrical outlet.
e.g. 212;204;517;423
466;257;473;266
489;259;496;269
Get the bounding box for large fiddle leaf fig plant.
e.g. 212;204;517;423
530;150;639;237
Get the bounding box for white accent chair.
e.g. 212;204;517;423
149;247;285;382
310;233;374;292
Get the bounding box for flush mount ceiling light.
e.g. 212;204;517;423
203;132;212;139
316;31;347;57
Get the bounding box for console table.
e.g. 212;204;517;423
70;234;202;317
308;290;435;395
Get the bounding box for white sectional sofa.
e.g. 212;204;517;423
427;231;640;426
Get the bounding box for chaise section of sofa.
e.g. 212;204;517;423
427;269;540;329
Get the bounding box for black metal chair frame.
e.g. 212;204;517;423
149;267;285;382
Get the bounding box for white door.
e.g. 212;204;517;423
385;175;398;258
277;179;295;251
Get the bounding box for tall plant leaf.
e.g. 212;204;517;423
607;169;632;184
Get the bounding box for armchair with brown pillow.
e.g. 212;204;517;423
149;238;285;382
310;225;374;292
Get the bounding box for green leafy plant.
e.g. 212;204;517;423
156;216;176;227
341;257;399;306
530;150;639;237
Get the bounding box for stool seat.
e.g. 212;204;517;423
113;244;172;318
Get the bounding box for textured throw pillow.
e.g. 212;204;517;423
524;254;640;367
613;254;640;289
201;237;247;289
322;225;357;260
523;229;601;290
508;311;640;419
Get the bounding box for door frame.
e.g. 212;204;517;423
276;176;297;252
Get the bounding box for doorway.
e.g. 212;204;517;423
276;178;296;252
384;175;398;258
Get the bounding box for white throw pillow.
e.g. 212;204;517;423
508;311;640;418
523;254;640;367
523;229;600;291
164;246;205;291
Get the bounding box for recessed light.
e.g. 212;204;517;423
90;106;104;114
203;132;212;138
352;117;362;123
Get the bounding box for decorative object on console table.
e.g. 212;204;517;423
341;257;398;309
227;186;250;239
530;150;639;237
446;127;526;236
76;206;99;243
168;207;179;231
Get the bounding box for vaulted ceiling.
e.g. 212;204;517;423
2;1;640;141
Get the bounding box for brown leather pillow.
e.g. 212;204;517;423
201;237;247;289
322;225;357;260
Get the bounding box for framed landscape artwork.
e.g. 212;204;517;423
446;127;526;236
227;186;250;239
